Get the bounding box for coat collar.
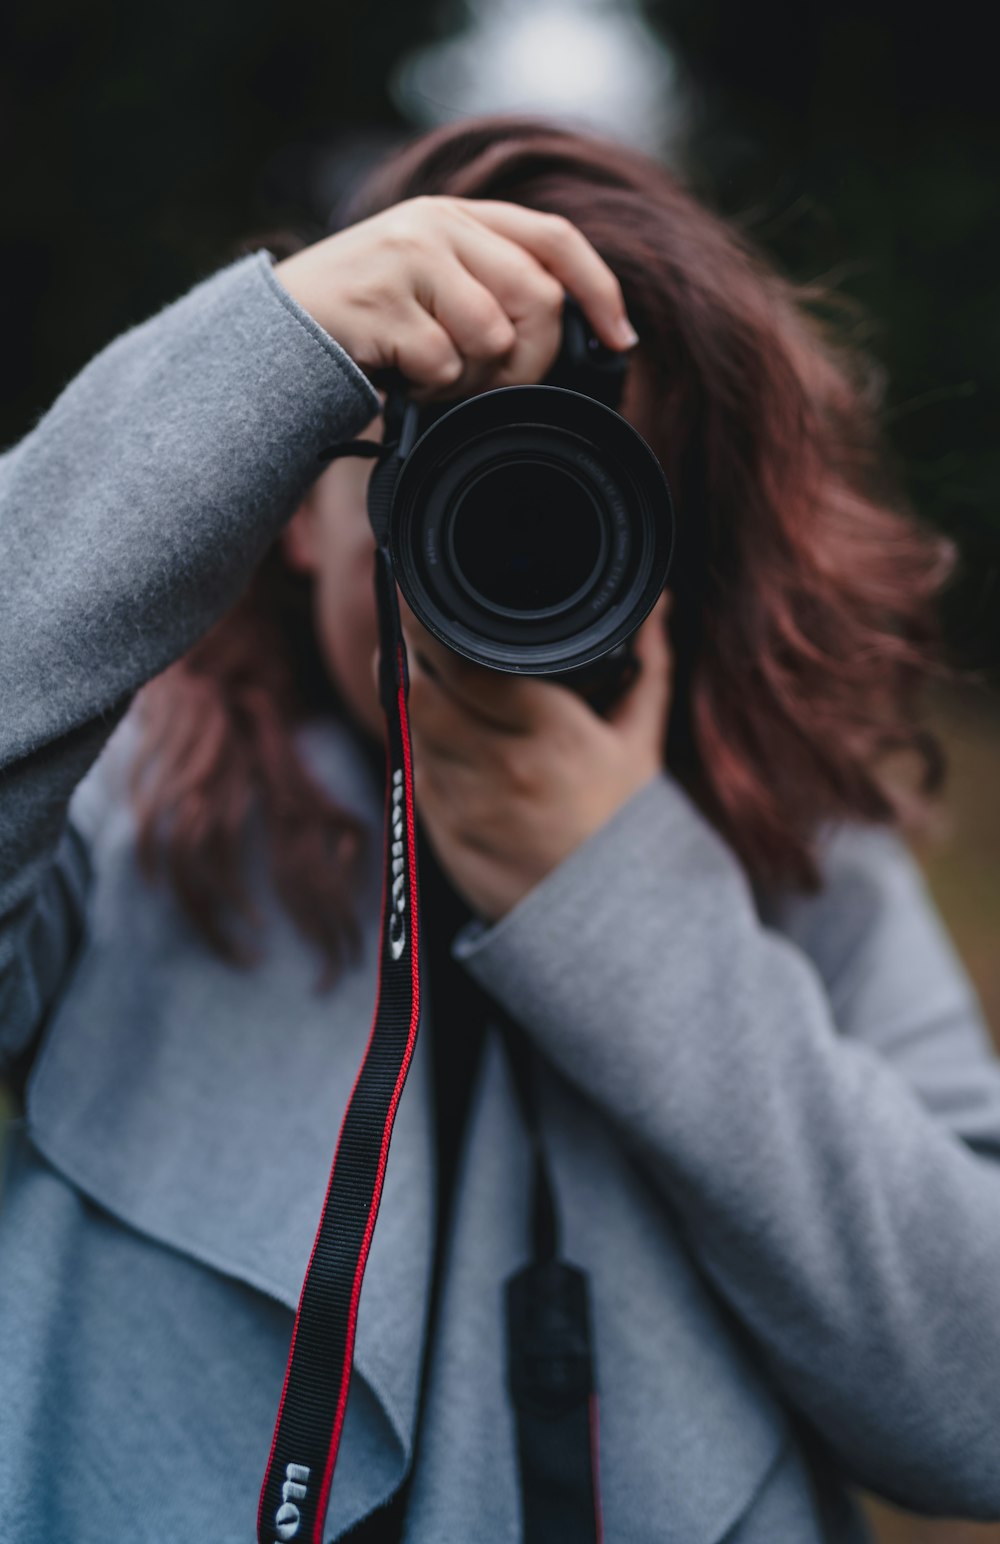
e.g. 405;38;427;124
27;708;792;1542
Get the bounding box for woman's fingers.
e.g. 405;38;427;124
451;197;639;351
273;194;637;398
405;254;519;400
603;589;673;746
442;221;568;391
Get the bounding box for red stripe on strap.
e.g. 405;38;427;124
311;657;421;1542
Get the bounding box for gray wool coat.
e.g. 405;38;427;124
3;249;1000;1544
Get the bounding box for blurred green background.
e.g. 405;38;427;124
1;2;997;1538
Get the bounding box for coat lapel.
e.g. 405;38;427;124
404;1027;793;1544
25;710;437;1477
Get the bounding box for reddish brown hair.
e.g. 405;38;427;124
130;112;954;991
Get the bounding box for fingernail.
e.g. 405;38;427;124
617;319;640;349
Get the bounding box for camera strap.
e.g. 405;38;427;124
258;436;602;1543
495;1009;604;1544
257;522;421;1544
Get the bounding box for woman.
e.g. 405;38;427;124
2;112;999;1544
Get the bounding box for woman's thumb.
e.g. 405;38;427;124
604;588;673;741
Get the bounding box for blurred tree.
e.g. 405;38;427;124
646;0;1000;674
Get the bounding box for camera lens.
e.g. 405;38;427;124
389;385;673;679
448;459;606;616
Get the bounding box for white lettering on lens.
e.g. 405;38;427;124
273;1461;311;1540
389;766;407;962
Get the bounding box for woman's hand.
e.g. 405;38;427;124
272;194;639;404
378;589;673;924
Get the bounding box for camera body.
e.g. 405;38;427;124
365;296;675;715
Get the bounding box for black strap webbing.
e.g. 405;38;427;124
257;536;419;1544
496;1014;605;1544
258;438;604;1543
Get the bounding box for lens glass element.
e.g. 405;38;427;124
448;460;603;615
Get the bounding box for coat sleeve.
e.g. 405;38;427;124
450;768;1000;1519
0;249;382;1070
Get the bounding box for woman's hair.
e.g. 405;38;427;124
129;111;955;992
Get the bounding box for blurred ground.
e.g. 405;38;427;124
1;682;998;1540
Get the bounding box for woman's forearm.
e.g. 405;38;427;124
0;249;381;1063
451;769;1000;1518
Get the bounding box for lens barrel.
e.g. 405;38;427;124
388;384;674;700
